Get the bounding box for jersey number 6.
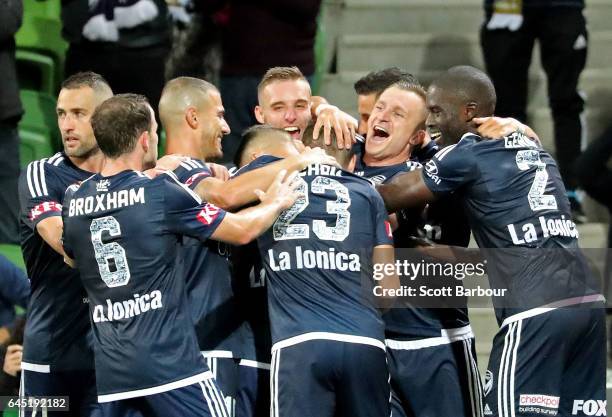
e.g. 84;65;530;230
90;216;131;287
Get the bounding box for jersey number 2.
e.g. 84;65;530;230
515;150;558;211
90;216;131;287
273;176;351;242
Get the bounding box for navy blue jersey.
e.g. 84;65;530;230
355;154;470;338
250;157;393;345
422;133;598;321
172;158;245;356
229;156;281;363
62;170;226;400
18;152;94;371
411;140;440;164
354;158;424;250
354;158;421;186
414;140;471;248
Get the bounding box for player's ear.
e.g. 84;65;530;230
185;107;198;129
464;101;478;121
409;129;427;147
140;131;150;153
254;105;265;124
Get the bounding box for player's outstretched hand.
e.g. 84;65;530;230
299;146;340;168
254;169;300;211
206;163;230;181
312;104;357;150
3;344;23;377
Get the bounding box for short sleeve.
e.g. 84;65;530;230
172;158;212;190
370;190;394;246
19;160;64;230
162;174;227;241
60;184;79;259
421;141;478;196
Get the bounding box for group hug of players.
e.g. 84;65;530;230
18;64;605;417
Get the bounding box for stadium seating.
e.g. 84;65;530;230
19;90;61;153
15;0;66;94
19;128;55;167
15;49;56;95
320;0;612;147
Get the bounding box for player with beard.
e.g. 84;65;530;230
18;72;113;416
378;66;604;417
158;77;336;416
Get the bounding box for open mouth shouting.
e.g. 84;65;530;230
284;126;301;140
370;125;390;143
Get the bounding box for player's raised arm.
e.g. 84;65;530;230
376;169;436;213
209;170;301;245
194;147;337;211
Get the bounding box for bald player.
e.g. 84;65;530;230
158;77;337;415
159;77;336;210
378;66;604;417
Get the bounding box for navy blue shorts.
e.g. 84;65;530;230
205;356;241;416
20;369;102;417
386;329;483;417
235;360;270;417
100;379;229;417
484;304;606;417
270;336;390;417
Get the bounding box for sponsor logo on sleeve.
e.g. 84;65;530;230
30;201;62;221
197;203;221;225
425;160;438;175
185;172;210;187
424;160;441;185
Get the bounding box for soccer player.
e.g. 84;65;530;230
254;66;356;149
348;79;482;417
62;94;299;416
236;125;398;417
378;66;605;417
353;67;418;137
158;77;336;415
18;71;113;416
